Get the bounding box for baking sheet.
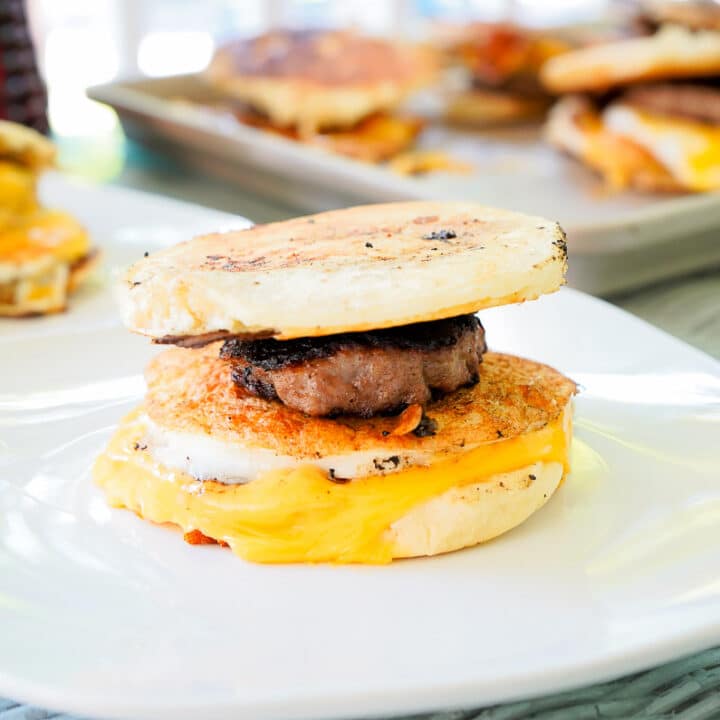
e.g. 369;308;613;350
89;74;720;295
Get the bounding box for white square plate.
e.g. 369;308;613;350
1;177;719;720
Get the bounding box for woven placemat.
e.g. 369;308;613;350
2;647;720;720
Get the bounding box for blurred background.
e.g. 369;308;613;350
3;0;719;307
24;0;615;181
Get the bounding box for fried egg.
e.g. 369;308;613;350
604;102;720;191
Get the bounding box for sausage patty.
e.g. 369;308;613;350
220;314;487;417
622;83;720;125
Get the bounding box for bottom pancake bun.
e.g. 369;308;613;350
389;460;563;558
94;345;575;564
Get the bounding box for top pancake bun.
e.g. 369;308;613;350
541;24;720;93
118;202;567;342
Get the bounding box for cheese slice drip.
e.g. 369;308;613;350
94;407;571;564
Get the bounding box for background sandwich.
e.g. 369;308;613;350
204;29;436;162
0;120;96;316
542;1;720;193
96;201;575;564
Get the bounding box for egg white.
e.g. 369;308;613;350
142;414;431;483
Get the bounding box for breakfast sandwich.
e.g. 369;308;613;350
204;29;436;161
541;2;720;192
95;202;575;564
0;120;96;316
445;23;571;126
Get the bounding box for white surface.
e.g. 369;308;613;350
1;177;720;720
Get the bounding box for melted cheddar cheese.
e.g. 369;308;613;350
0;208;89;265
576;110;680;192
94;408;571;564
0;161;37;221
0;123;95;315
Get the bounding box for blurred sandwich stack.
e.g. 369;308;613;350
204;29;437;163
445;22;572;125
0;122;95;316
542;0;720;192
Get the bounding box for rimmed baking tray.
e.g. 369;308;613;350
89;74;720;295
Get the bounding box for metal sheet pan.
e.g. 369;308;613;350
89;74;720;295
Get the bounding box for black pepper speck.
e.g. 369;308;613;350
423;229;456;242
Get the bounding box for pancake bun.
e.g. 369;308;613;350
0;120;55;170
205;29;436;134
119;201;568;341
643;1;720;32
541;24;720;94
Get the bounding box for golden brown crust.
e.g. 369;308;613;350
145;344;576;458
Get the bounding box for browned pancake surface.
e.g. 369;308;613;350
145;344;576;457
210;29;434;88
